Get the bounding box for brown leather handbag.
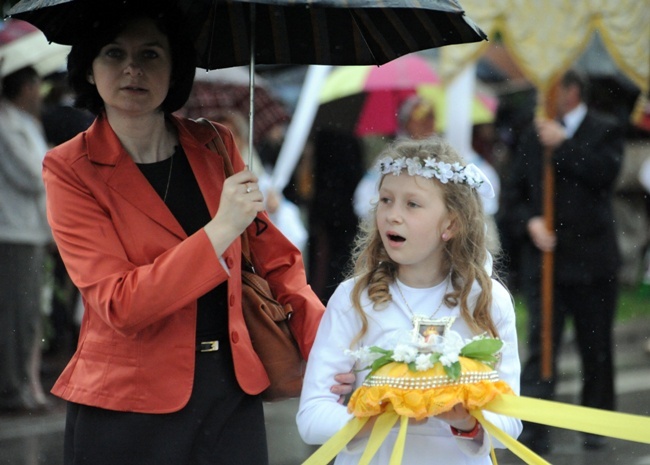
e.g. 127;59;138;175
198;118;304;401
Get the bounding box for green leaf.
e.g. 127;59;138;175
460;338;503;359
444;361;462;380
369;354;394;374
467;353;499;364
369;346;393;356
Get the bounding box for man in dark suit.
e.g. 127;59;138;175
503;69;624;453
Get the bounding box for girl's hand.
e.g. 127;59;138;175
435;403;477;432
204;170;264;256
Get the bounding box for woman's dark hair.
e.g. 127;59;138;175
67;1;196;115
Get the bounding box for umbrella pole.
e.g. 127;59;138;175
248;4;256;170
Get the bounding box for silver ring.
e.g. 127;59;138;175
246;185;252;193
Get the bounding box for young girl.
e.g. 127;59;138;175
297;137;522;464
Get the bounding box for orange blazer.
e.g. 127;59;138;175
43;114;324;413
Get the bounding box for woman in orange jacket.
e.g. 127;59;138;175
43;3;325;464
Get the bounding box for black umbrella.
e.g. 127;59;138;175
8;0;486;68
7;0;486;164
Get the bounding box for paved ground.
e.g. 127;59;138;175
1;317;649;465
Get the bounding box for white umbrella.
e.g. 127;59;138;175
0;19;69;78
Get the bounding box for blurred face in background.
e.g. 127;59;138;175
405;102;436;139
555;82;580;118
24;74;43;118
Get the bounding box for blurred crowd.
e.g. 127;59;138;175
1;57;650;417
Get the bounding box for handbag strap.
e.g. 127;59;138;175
195;117;253;263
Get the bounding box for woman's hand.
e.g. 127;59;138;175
331;372;356;404
204;170;264;256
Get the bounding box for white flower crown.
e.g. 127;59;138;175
377;156;495;199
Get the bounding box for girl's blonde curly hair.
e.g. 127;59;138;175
347;136;500;345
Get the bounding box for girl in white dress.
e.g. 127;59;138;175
297;136;522;464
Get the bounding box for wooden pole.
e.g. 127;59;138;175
540;81;559;380
541;148;554;380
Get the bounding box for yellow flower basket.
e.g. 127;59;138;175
348;358;514;421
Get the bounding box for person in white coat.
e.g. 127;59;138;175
0;65;52;412
297;136;521;464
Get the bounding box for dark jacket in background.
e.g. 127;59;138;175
504;109;624;285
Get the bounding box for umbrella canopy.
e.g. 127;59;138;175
7;0;487;168
316;54;496;136
0;18;70;78
180;68;290;146
7;0;487;69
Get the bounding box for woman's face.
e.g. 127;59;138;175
90;17;172;117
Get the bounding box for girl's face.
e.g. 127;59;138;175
90;17;172;117
377;173;454;282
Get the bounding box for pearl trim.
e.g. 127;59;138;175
363;370;499;389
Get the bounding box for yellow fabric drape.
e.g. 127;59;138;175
440;0;650;94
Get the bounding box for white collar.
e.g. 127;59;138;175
561;102;587;138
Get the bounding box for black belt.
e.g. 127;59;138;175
196;340;219;352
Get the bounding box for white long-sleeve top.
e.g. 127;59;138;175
297;276;522;465
0;100;51;245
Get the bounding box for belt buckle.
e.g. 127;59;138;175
199;340;219;352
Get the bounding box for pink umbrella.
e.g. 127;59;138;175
318;54;440;136
316;54;495;136
356;56;440;136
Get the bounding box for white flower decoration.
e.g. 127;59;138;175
405;157;422;176
441;330;466;355
439;351;460;367
436;162;454;184
377;157;495;198
392;344;418;363
344;346;378;367
390;157;407;175
344;329;503;380
464;163;495;199
415;353;434;371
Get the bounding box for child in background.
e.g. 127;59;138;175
297;136;522;464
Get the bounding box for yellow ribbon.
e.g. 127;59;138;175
359;410;400;464
484;394;650;444
301;416;368;465
301;393;650;464
473;410;551;465
389;415;409;465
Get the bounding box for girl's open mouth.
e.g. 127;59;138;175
387;233;405;243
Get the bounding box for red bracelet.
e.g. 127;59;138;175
450;420;482;439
